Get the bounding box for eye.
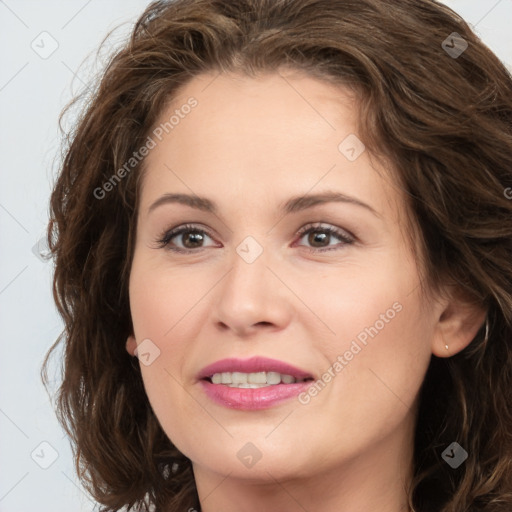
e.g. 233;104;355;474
155;224;218;253
294;223;355;252
154;222;355;254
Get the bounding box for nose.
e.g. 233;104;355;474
212;246;294;338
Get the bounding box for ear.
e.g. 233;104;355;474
126;334;138;356
431;288;487;358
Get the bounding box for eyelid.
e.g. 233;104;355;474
295;222;354;242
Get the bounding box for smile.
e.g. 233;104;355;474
198;357;315;409
208;371;310;387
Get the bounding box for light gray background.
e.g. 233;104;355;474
1;1;511;510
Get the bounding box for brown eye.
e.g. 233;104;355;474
179;231;206;249
156;224;217;253
296;223;354;252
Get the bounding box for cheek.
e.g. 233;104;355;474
298;257;409;352
129;259;205;338
128;262;209;441
305;257;432;416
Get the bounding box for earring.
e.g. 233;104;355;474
442;316;489;355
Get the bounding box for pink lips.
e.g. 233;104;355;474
198;356;314;410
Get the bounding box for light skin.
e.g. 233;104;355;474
126;70;486;512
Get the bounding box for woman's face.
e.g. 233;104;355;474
127;71;445;486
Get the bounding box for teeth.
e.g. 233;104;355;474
232;372;248;384
228;383;268;388
266;371;281;385
209;371;304;387
281;374;295;384
247;372;266;384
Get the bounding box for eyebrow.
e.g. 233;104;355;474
147;191;380;218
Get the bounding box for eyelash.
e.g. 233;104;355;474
154;223;355;254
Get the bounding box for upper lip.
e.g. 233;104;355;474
197;357;314;381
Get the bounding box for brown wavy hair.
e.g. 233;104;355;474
42;0;512;510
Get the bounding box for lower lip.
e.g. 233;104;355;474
200;380;313;410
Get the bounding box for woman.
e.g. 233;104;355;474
43;0;512;511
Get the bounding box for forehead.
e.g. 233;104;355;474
139;71;404;225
